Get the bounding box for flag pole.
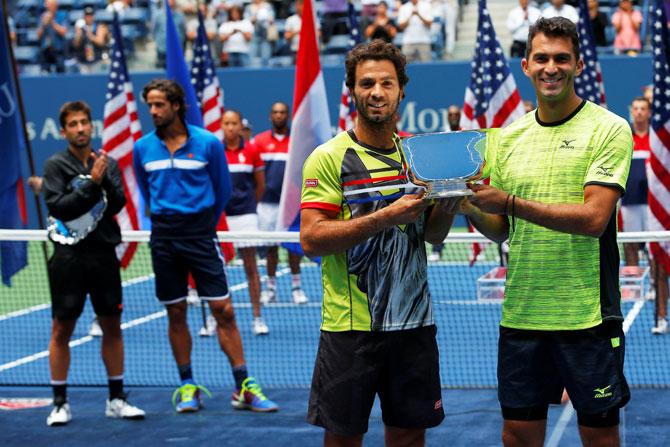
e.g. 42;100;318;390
1;0;49;262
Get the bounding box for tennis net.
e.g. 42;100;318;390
0;230;668;388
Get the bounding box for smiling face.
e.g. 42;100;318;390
351;59;403;127
522;33;583;104
61;111;92;150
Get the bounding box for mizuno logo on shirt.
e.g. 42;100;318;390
560;139;576;149
596;164;614;177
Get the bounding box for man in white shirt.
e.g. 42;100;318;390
398;0;433;62
507;0;541;57
542;0;579;24
218;4;253;67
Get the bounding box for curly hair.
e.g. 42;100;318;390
142;79;187;123
345;40;409;90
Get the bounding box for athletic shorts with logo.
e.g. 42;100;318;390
48;244;122;320
307;325;444;436
498;321;630;424
149;237;230;305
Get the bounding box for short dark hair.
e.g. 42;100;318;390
526;17;580;61
632;96;650;107
271;101;289;111
223;109;243;122
142;79;187;123
345;40;409;90
59;101;92;128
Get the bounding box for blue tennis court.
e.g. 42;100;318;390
1;260;669;445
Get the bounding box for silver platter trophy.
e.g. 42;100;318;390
47;175;107;245
401;129;493;198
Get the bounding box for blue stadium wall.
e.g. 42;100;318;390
19;55;652;228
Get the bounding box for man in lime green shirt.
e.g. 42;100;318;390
465;17;632;447
300;40;462;446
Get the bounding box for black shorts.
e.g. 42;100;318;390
307;325;444;436
150;237;229;304
48;245;122;321
498;321;630;422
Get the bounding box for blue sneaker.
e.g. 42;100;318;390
171;382;211;413
231;377;278;412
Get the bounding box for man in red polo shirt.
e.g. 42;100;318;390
222;109;269;335
254;102;309;305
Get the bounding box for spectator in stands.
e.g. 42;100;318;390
321;0;348;45
621;97;651;267
507;0;541;58
361;0;383;31
186;1;220;62
443;0;457;58
542;0;578;24
219;5;253;67
365;1;397;43
398;0;433;63
254;102;310;306
588;0;609;47
612;0;642;56
134;80;278;412
107;0;132;16
245;0;275;62
72;7;109;74
153;0;186;68
284;0;302;57
221;109;269;335
43;100;145;426
36;0;68;73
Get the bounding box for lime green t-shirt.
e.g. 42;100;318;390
490;101;633;330
300;130;433;332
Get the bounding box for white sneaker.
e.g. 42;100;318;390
88;318;103;337
260;288;277;305
427;252;440;262
47;402;71;426
252;317;269;336
186;288;201;305
105;396;145;419
652;318;669;335
291;287;309;304
199;315;217;337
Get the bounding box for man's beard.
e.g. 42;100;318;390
354;93;400;126
69;135;91;150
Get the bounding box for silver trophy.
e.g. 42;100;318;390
401;129;493;198
47;175;107;245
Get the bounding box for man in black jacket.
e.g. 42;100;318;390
42;101;144;426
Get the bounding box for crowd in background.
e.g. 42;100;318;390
7;0;663;75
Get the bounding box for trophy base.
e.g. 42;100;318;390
425;181;472;199
425;189;473;198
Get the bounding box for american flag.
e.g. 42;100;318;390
574;0;606;106
102;14;141;267
461;0;524;265
191;10;223;140
337;1;361;132
461;0;524;129
648;0;670;273
189;10;235;262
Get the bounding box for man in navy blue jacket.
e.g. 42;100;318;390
133;79;278;413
